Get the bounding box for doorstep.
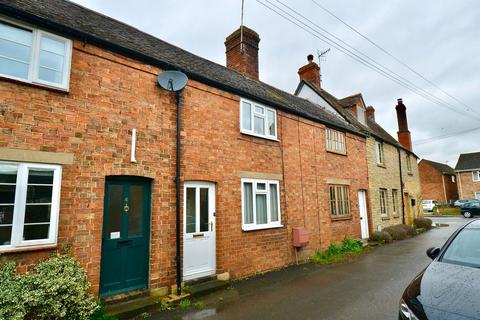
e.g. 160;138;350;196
105;273;230;319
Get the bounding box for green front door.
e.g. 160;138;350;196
100;177;151;297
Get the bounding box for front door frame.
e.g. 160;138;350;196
358;189;369;239
99;176;151;298
183;181;216;281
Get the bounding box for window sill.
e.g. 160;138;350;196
0;244;57;254
242;224;283;232
381;216;390;220
240;130;279;142
377;163;386;168
326;149;347;156
331;215;352;221
407;172;413;176
0;74;69;94
393;215;400;219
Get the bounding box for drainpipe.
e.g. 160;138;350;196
398;149;405;224
175;90;182;296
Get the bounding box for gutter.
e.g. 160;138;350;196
0;5;366;139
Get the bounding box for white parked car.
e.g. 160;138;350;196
422;200;438;212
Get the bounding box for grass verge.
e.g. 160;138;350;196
435;207;460;216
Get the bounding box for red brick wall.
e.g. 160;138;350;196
0;39;368;295
419;162;445;202
458;171;480;199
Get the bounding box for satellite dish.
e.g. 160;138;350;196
157;70;188;92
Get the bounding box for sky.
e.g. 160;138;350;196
71;0;480;167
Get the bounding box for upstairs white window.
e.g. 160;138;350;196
375;141;384;165
241;179;281;231
0;162;61;250
473;171;480;182
240;99;277;140
357;105;366;125
0;19;72;90
326;128;346;154
406;155;412;173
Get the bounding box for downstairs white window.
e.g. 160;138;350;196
0;162;61;250
241;179;281;231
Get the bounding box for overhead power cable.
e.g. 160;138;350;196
309;0;476;115
254;0;480;122
414;126;480;146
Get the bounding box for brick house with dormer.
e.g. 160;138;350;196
419;159;458;204
0;0;370;298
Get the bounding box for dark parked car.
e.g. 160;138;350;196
400;219;480;319
461;202;480;218
455;199;480;208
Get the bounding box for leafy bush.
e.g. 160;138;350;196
312;238;364;264
384;225;408;240
414;218;433;230
398;224;416;237
368;231;392;243
0;253;100;320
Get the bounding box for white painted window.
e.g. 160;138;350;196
0;162;61;250
240;99;277;140
326;128;346;154
375;141;384;165
392;189;399;216
406;155;412;173
379;189;388;217
357;105;366;125
329;185;350;217
473;171;480;182
0;18;72;90
241;179;281;231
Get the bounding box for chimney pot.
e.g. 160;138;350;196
298;54;321;89
225;26;260;80
395;98;412;151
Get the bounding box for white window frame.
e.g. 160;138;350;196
240;98;278;141
375;141;384;165
451;175;456;183
241;178;282;231
0;17;72;91
406;155;412;173
0;161;62;251
379;189;388;217
325;128;346;154
392;189;399;216
472;171;480;182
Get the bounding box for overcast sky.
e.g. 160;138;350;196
72;0;480;167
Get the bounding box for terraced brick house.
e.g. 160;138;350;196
295;59;423;233
455;152;480;200
419;159;458;204
0;0;370;299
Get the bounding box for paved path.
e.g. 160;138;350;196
148;217;468;320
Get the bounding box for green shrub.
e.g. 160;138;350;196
0;253;100;320
368;231;392;243
312;238;363;264
414;218;433;230
398;224;416;237
384;225;408;240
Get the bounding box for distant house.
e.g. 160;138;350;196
455;152;480;200
419;159;458;204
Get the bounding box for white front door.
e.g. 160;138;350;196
358;190;369;239
183;182;216;280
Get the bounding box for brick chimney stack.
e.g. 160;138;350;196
225;26;260;80
366;106;375;121
298;54;321;89
395;98;412;151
